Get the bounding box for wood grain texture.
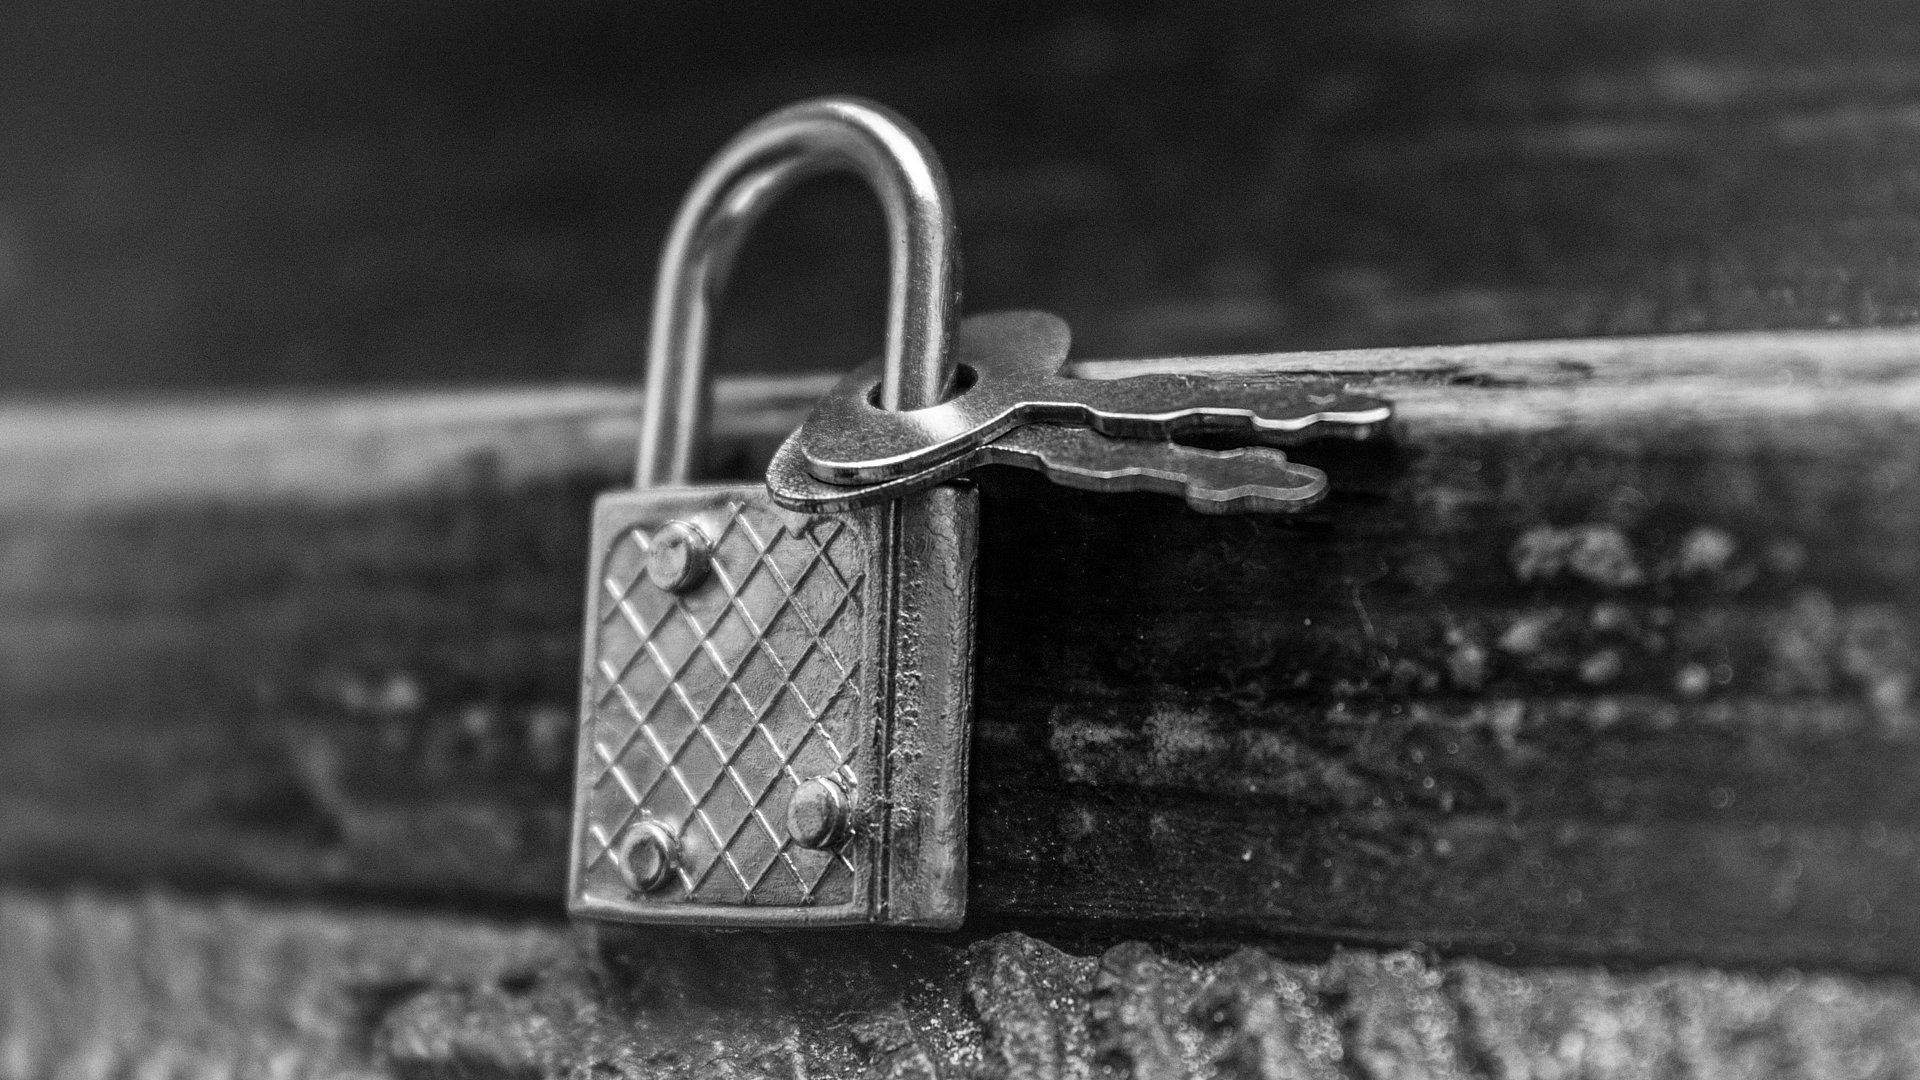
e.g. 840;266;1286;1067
2;329;1915;970
8;888;1920;1080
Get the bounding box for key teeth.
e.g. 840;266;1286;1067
1069;394;1393;447
769;420;1345;517
1180;450;1329;515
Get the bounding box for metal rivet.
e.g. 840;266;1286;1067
646;520;711;592
615;820;680;893
787;776;852;850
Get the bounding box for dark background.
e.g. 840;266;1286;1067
6;0;1920;394
8;12;1920;1071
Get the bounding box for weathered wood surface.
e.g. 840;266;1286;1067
10;887;1920;1080
3;329;1916;971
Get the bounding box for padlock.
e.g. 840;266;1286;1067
566;98;977;929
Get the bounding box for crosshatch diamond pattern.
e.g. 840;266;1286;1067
580;499;868;910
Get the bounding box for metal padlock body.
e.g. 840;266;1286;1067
567;99;977;929
572;485;974;928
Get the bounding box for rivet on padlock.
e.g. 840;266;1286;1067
644;520;711;593
568;97;978;930
614;819;681;893
787;774;854;851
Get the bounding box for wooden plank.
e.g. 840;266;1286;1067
2;328;1917;970
0;377;827;514
8;887;1920;1079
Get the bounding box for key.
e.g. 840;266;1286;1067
767;421;1330;515
794;310;1391;485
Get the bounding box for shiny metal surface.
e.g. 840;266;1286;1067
580;93;1388;929
787;774;854;850
572;491;880;924
791;310;1391;485
770;421;1330;515
614;820;681;893
569;485;977;928
637;96;960;487
572;96;977;930
643;519;713;592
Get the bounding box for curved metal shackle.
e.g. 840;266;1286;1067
636;96;961;488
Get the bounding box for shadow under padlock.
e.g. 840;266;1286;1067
567;98;978;930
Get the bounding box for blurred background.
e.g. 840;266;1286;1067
7;0;1920;396
8;8;1920;1075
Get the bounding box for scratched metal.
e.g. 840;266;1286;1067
768;420;1332;515
788;310;1392;485
572;97;979;930
570;488;874;924
568;484;975;929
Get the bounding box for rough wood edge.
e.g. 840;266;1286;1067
8;886;1920;1080
6;326;1919;515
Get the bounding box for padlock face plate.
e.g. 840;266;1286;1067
568;483;977;928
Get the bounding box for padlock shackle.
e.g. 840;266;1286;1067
638;97;961;488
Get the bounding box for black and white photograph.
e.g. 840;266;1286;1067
3;2;1918;1076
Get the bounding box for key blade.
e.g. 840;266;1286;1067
1020;377;1391;444
979;426;1328;515
796;310;1393;485
768;422;1329;516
